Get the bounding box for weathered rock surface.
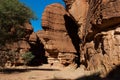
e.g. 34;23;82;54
63;0;120;76
29;32;38;44
0;21;46;66
37;3;78;66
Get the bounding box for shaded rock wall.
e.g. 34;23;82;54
1;22;46;66
64;0;120;76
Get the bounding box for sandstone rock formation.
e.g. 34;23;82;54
64;0;120;76
0;21;46;66
0;0;119;78
37;3;78;66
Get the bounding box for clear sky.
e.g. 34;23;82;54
19;0;65;32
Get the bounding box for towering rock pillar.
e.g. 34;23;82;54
37;3;78;66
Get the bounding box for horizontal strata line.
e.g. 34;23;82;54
42;16;64;20
43;11;65;16
42;28;66;32
42;20;65;25
47;4;64;9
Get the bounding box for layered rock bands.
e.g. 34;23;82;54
37;3;78;66
63;0;120;76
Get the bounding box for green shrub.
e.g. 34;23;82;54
21;52;34;65
0;0;36;45
0;0;36;27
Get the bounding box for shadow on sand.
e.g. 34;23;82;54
0;65;120;80
0;67;60;74
76;65;120;80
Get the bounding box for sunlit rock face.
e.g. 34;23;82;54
38;3;78;66
64;0;120;76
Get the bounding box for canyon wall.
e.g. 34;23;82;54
2;0;119;77
64;0;120;76
0;22;46;66
37;3;79;66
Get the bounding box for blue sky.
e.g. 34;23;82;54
19;0;65;32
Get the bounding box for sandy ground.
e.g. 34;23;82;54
0;64;61;80
0;64;95;80
0;70;57;80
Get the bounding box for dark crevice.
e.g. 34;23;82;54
94;34;103;50
64;14;81;67
94;34;106;55
29;37;48;66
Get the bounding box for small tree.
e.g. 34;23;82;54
0;0;36;27
21;52;34;66
0;0;36;45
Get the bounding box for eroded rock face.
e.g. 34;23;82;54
64;0;120;76
64;0;89;40
1;22;46;66
38;3;77;66
63;0;75;10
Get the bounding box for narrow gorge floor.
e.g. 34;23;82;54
0;64;90;80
